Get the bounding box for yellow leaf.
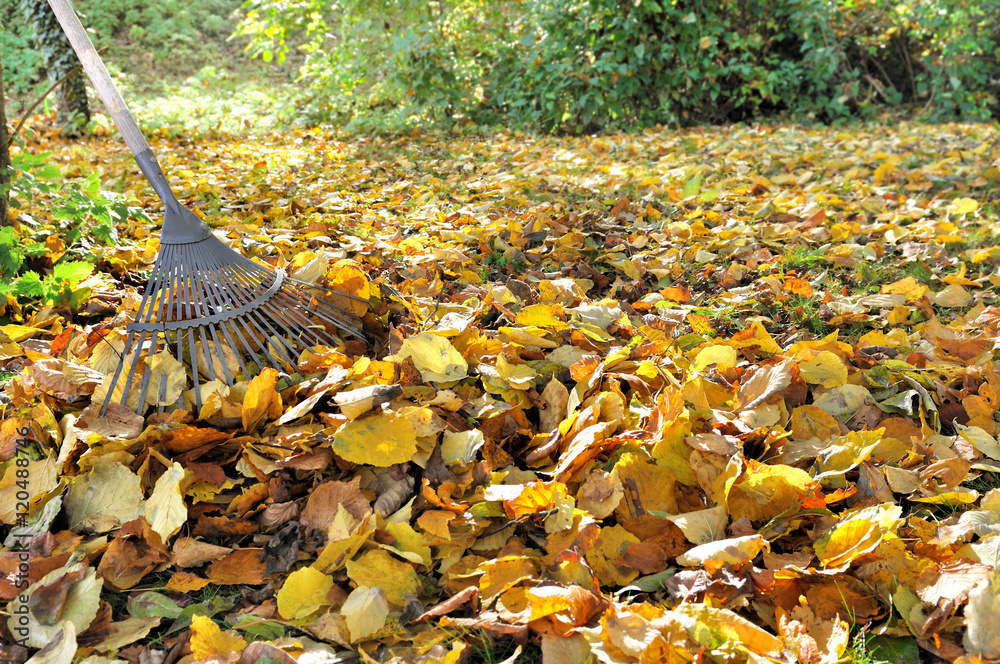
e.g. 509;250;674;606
478;556;540;600
327;259;371;317
389;332;468;383
965;569;1000;657
613;453;678;517
911;488;979;505
789;405;843;442
0;324;45;342
728;461;818;524
165;572;210;593
346;549;419;605
814;429;884;479
144;462;187;542
145;351;187;408
782;278;813;297
798;350;848;388
190;614;246;659
0;456;58;525
951;197;979;216
342;586;389;642
313;533;370;573
277;567;334;620
688;313;713;335
515;303;568;331
385;522;433;565
494;355;539;390
242;367;281;431
815;517;882;568
729;321;781;356
873;161;895;186
880;276;921;297
691;344;738;371
676;534;769;571
585;524;640;587
332;411;417;466
64;462;144;534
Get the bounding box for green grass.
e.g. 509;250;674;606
781;245;828;272
844;630;920;664
963;471;1000;495
123;65;299;138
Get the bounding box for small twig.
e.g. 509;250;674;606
8;47;107;145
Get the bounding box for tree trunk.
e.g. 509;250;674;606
21;0;90;136
0;46;11;227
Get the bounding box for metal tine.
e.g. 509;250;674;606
171;249;188;411
191;243;230;384
269;288;363;341
103;243;174;414
293;302;366;342
280;282;365;334
282;281;361;322
208;256;297;359
235;312;290;372
227;262;273;304
103;329;139;415
175;250;204;412
263;297;343;348
244;307;298;366
210;325;232;383
202;249;279;374
160;349;170;413
197;326;217;381
258;304;338;363
204;252;271;377
121;250;176;411
222;318;262;378
187;245;218;383
173;331;184;412
134;332;160;412
196;246;249;385
265;303;340;349
188;328;203;414
259;291;343;345
291;276;371;303
130;243;184;412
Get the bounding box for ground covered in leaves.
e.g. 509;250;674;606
5;118;1000;664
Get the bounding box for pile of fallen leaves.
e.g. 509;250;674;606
4;117;1000;664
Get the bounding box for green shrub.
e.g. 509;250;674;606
236;0;506;130
237;0;1000;132
483;0;832;131
0;0;244;99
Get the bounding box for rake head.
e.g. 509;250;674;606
99;228;367;417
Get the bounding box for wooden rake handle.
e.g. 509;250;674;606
46;0;151;159
46;0;181;210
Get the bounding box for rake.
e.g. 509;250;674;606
47;0;367;417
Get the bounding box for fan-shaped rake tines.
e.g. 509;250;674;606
100;234;367;416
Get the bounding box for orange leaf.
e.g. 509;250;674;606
782;278;813;297
660;285;691;303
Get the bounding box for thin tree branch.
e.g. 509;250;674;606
8;47;105;145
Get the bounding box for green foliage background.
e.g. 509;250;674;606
0;0;240;96
2;0;999;132
237;0;1000;132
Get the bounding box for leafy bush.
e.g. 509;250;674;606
237;0;1000;132
236;0;506;129
0;9;46;95
819;0;1000;120
0;150;149;311
484;0;830;131
0;0;244;99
